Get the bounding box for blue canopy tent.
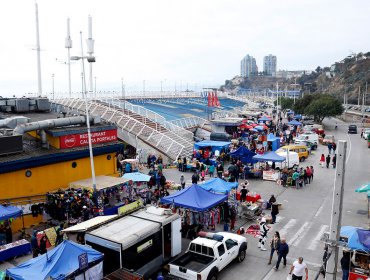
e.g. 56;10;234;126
294;114;302;120
0;205;22;221
199;178;238;194
258;116;271;122
194;140;231;154
122;172;151;182
288;120;302;126
229;146;257;164
267;133;281;151
340;226;370;253
6;240;104;280
160;184;228;211
252;151;286;162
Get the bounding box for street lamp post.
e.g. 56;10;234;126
121;77;126;110
94;76;97;98
73;32;98;205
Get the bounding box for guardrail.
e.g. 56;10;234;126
54;98;187;160
168;116;209;130
99;98;193;140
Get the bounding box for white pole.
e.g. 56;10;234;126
80;31;97;195
35;3;42;96
52;74;55;100
276;82;279;124
86;15;95;97
65;18;72;98
325;140;347;280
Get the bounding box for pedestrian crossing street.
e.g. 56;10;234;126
269;216;329;253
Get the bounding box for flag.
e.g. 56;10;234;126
207;93;212;107
214;92;221;107
211;92;216;107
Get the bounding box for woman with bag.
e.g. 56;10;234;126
268;231;281;265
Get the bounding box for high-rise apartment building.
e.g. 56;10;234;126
263;54;277;76
240;55;258;77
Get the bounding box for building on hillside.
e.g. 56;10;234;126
240;54;258;77
263;54;277;77
276;70;311;79
0;105;124;231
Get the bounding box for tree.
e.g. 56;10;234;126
275;97;294;111
293;93;318;114
305;95;344;123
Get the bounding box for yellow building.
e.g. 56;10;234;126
0;121;122;232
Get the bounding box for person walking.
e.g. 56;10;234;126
274;238;289;270
180;174;186;189
326;154;331;168
216;163;224;178
292;170;300;189
182;157;187;172
208;164;215;177
310;166;314;182
332;142;337;154
240;185;248;202
328;143;333;154
305;167;312;184
271;202;279;224
289;257;308;280
332;154;337;169
258;217;269;251
30;230;39;258
268;231;280;265
191;172;199;184
320;154;325;168
39;235;48;255
340;251;354;280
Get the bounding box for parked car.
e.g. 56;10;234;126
322;135;335;145
348;125;358;134
169;232;247;280
362;128;370;139
210;132;232;142
295;132;319;146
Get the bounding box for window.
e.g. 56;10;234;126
300;148;306;153
72;162;77;168
225;239;237;250
208;248;214;257
217;244;225;256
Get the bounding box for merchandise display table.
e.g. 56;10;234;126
0;239;31;262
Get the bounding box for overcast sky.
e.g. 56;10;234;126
1;0;369;96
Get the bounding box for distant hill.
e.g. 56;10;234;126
221;52;370;105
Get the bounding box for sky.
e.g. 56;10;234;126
1;0;370;97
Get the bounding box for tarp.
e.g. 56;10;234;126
252;151;286;162
267;133;281;151
294;114;302;120
194;140;231;149
258;116;271;121
288;120;302;126
160;184;228;211
340;226;370;253
0;205;22;221
355;183;370;193
6;240;104;280
229;146;257;164
69;175;129;191
199;178;238;194
122;172;151;182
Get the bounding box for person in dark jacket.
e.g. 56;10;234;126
30;230;39;258
340;251;354;280
39;235;47;255
271;203;279;224
274;238;289;270
326;154;331;168
191;172;199;184
5;224;12;244
332;154;337;169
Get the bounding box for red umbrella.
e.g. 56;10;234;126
263;125;268;130
242;119;248;123
251;123;258;127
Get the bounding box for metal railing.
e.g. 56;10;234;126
99;98;194;140
54;98;190;160
168;116;209;130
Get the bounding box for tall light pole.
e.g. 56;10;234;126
143;80;145;98
77;31;97;197
34;3;42;96
51;74;55;100
94;76;97;98
121;77;126;110
65;18;72;98
86;15;95;97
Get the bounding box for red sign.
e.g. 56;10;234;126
60;129;117;149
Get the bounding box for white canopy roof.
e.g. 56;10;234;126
61;215;117;233
69;175;128;191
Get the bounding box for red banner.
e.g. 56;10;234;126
60;129;117;149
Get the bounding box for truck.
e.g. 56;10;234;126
168;232;247;280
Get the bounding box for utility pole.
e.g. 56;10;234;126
65;18;72;98
51;74;55;100
276;82;279;124
358;86;361;106
325;140;347;280
35;3;42;96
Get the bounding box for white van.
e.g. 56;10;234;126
276;151;300;169
295;132;319;145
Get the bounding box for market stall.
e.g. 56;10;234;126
340;226;370;279
160;184;231;237
229;146;257;164
6;240;104;280
0;239;31;262
193;140;231;164
267;133;280;151
355;183;370;218
288;120;302;126
252;152;285;181
199;178;238;194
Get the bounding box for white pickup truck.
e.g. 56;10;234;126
168;232;247;280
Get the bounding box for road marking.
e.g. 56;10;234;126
346;133;352;164
279;219;297;238
314;198;327;218
261;268;275;280
308;225;329;251
276;216;285;223
289;222;312;246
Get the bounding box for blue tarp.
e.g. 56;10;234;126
340;226;370;253
288;120;302;126
0;205;22;221
161;184;228;211
258;116;271;121
294;114;302;120
252;151;286;162
122;172;151;182
6;240;104;280
199;178;238;194
229;146;257;164
194;140;231;153
267;133;280;151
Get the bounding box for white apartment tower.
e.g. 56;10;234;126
263;54;277;76
240;55;258;77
